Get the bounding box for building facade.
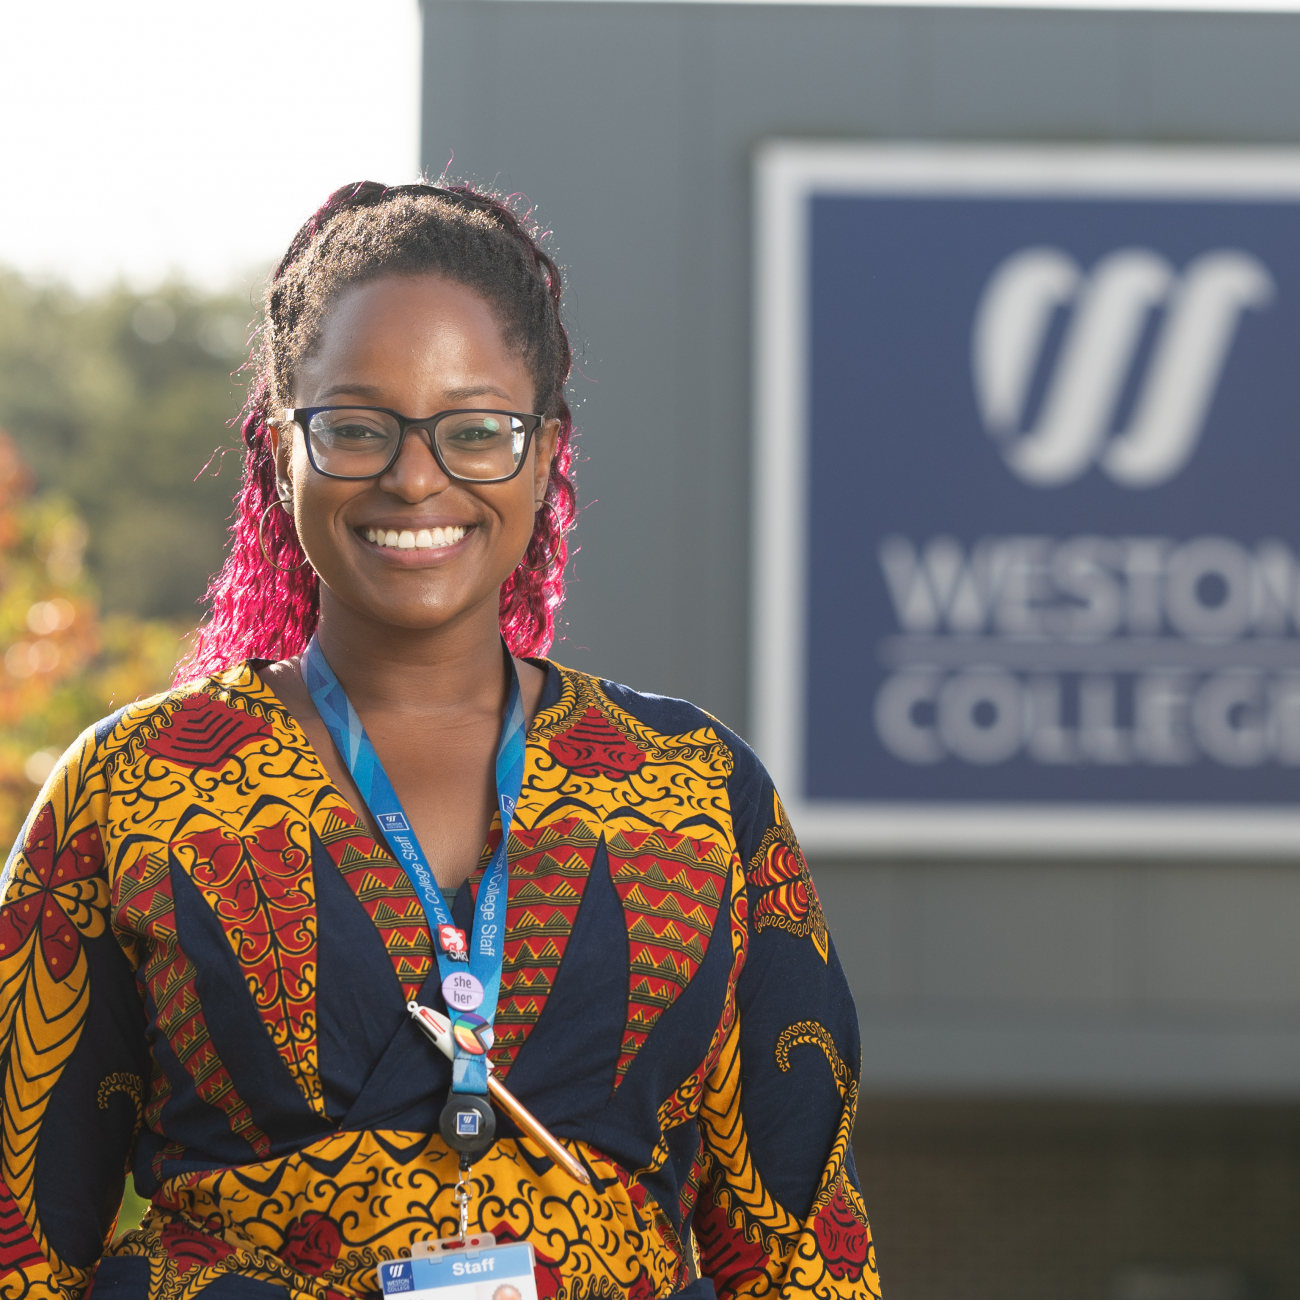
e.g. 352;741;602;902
420;5;1300;1294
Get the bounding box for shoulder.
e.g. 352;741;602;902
4;663;274;878
540;661;772;808
87;661;285;768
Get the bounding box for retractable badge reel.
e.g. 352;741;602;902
440;1093;495;1259
441;1092;496;1158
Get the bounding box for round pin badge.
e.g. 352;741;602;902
452;1012;494;1055
442;970;484;1012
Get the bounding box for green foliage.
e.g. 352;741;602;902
0;435;188;846
0;270;256;618
116;1178;148;1241
0;270;259;1231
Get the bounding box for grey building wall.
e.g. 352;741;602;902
420;0;1300;1096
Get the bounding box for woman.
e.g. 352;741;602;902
0;183;878;1300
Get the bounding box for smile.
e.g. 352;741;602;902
364;526;468;550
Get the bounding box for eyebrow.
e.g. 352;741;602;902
313;382;518;406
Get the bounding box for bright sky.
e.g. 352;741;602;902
3;0;1297;293
0;0;422;294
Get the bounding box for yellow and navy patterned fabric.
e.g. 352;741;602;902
0;661;879;1300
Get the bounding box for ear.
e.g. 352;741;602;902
532;418;561;508
267;416;295;507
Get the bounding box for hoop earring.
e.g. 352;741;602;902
518;503;564;573
257;499;311;573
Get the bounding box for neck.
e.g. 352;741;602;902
311;588;508;718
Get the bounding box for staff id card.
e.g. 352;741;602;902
377;1242;538;1300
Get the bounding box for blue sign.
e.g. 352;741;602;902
753;145;1300;854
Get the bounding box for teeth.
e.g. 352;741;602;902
366;525;467;551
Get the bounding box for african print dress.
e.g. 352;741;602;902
0;661;879;1300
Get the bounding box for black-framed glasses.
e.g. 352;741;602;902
282;406;544;483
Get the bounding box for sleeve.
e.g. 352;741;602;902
690;756;881;1300
0;726;150;1300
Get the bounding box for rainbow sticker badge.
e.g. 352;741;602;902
452;1013;494;1055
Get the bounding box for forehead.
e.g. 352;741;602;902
296;274;533;405
313;275;509;357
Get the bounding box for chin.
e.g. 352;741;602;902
368;585;499;632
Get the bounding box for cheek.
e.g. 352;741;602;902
473;469;539;544
289;454;354;553
498;481;542;547
290;438;315;492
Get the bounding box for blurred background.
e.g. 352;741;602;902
6;1;1300;1297
0;0;420;829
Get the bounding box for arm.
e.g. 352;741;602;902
692;778;881;1300
0;727;149;1300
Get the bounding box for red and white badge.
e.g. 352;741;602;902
437;925;468;960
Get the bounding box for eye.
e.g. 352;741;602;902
445;417;506;444
325;421;386;442
308;411;395;447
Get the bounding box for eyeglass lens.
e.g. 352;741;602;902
304;409;529;481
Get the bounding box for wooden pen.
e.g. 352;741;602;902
408;1001;591;1186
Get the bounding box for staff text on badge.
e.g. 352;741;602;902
376;1243;538;1300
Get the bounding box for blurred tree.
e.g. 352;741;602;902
0;271;251;1241
0;270;254;619
0;432;185;850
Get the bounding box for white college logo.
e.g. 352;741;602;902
972;246;1275;489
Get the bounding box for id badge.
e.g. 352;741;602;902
377;1235;539;1300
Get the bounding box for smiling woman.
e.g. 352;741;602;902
0;183;878;1300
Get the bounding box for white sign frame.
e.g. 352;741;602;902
751;142;1300;858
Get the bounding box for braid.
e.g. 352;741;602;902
177;181;577;682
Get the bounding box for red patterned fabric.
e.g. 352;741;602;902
691;1174;770;1297
750;840;813;928
493;818;601;1071
0;1176;45;1274
607;830;728;1077
143;694;272;770
813;1182;874;1282
548;707;645;779
116;848;271;1157
0;804;101;980
281;1212;343;1276
317;804;435;1000
176;812;320;1111
159;1218;233;1276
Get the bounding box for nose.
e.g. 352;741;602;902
377;426;451;501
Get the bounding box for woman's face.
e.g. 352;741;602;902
270;274;559;636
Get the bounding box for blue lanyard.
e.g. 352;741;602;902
300;635;526;1095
